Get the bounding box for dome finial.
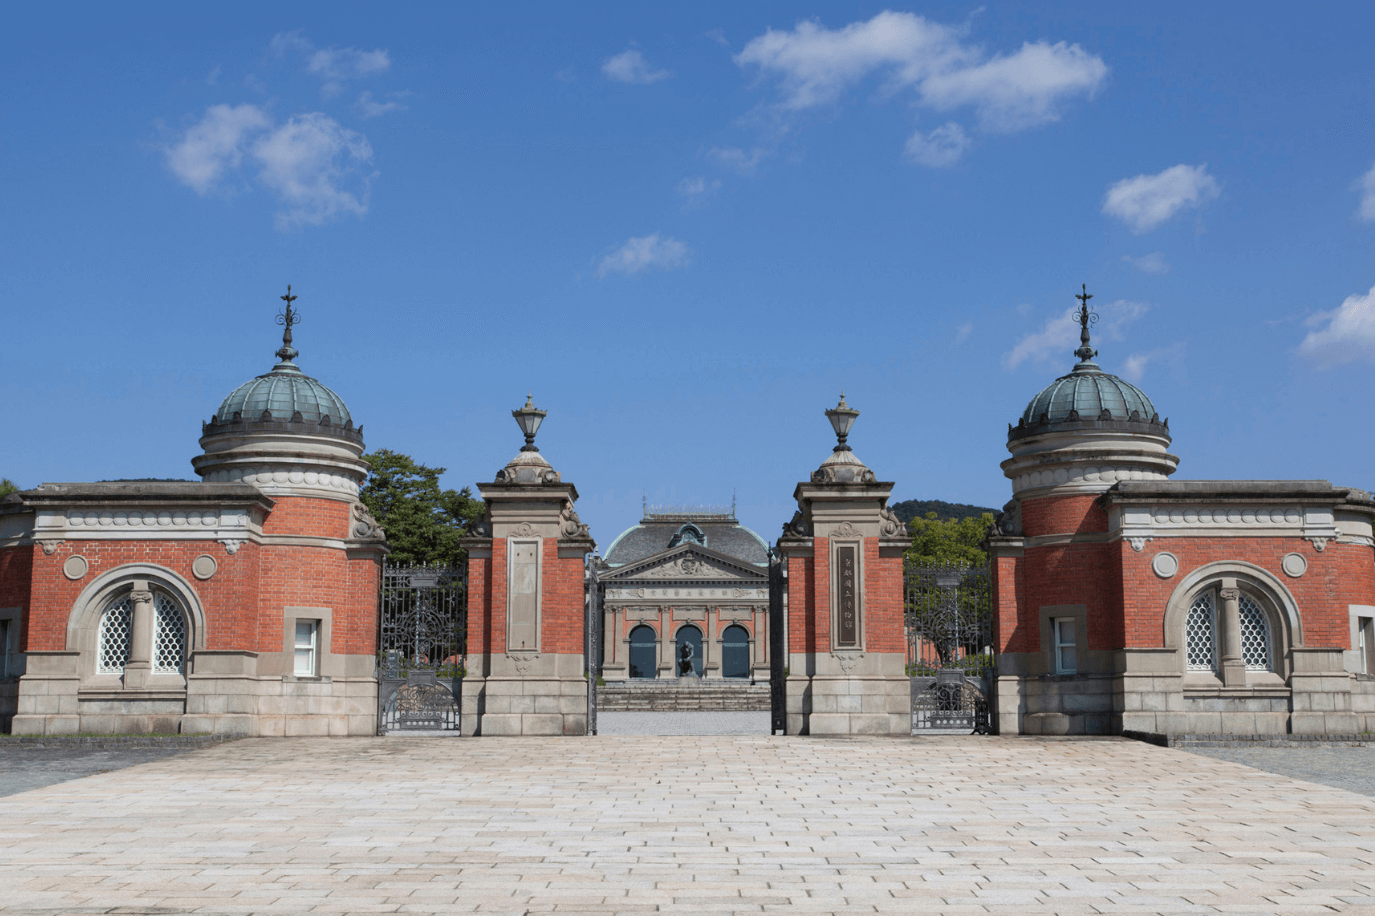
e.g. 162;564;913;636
275;284;300;364
1072;283;1099;369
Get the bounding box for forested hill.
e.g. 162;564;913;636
889;499;999;524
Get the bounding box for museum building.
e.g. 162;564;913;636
0;292;387;735
988;293;1375;736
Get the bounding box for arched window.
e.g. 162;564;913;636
629;625;657;680
675;625;703;678
1183;584;1275;676
721;625;750;679
95;587;188;677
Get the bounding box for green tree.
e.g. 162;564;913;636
905;511;995;567
0;478;18;499
359;450;484;566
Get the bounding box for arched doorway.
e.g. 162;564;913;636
721;625;750;679
628;625;657;679
675;625;703;677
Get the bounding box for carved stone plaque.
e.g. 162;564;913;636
507;540;539;652
836;545;858;647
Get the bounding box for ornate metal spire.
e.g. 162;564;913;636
276;284;300;364
1071;283;1099;368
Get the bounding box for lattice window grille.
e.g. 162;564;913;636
1186;591;1218;671
97;598;133;675
153;593;187;675
1237;593;1272;671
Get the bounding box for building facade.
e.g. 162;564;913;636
0;293;386;735
988;293;1375;736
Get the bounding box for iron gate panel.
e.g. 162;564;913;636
768;558;786;734
377;563;465;734
906;562;993;734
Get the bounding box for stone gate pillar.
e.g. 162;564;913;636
776;396;909;736
460;398;596;736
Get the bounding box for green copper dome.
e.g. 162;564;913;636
1021;368;1156;425
214;360;352;426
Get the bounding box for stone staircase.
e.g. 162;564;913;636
597;680;771;712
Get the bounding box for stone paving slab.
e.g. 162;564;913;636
0;743;212;797
1185;746;1375;798
2;735;1375;915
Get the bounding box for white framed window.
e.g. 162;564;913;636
97;595;135;675
1358;617;1374;675
1237;593;1272;672
1053;617;1077;674
294;620;318;676
95;588;188;677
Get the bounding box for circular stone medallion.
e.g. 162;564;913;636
192;554;218;580
62;555;88;580
1281;552;1308;578
1151;552;1179;579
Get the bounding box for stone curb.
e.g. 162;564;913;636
1124;729;1372;748
0;734;244;750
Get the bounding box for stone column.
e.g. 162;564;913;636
775;396;910;736
123;583;154;689
458;415;595;736
1218;582;1247;688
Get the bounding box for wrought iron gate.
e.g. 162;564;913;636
768;556;786;734
585;556;603;736
377;564;465;734
905;563;993;733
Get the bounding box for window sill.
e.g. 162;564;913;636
1184;686;1291;699
282;675;332;684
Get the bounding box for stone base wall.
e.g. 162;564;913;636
1349;676;1375;733
785;674;909;736
1015;673;1114;735
0;679;17;733
9;650;377;736
460;676;588;736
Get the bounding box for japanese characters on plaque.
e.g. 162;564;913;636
836;545;858;646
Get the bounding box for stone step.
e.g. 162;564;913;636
597;682;772;712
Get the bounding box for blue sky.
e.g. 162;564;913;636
4;2;1375;546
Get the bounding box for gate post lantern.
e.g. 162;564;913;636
459;396;596;736
776;394;910;735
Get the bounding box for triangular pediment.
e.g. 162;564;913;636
601;543;767;584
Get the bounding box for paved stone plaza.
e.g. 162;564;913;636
3;736;1375;916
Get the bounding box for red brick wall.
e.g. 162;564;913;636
465;546;493;660
864;539;905;654
1019;542;1115;651
541;539;586;655
786;553;814;655
0;545;34;649
992;553;1029;653
1021;494;1108;538
1121;537;1375;650
260;496;351;539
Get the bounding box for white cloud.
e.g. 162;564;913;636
955;322;973;343
734;11;1106;146
270;32;391;97
1102;164;1220;233
1121;252;1170;274
706;29;730;48
1119;343;1184;383
708;145;769;175
601;49;670;84
1298;284;1375;367
903;122;970;167
355;90;407;118
1002;299;1149;371
677;176;722;199
597;233;689;278
252;114;374;230
163;105;373;230
1356;163;1375;221
164;103;272;194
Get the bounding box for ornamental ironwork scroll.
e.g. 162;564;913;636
377;563;465;734
905;562;993;734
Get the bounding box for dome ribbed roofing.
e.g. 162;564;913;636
214;361;352;426
1021;368;1156;425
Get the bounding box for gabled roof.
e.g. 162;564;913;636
600;541;768;583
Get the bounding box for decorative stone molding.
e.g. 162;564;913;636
202;465;361;494
1149;506;1304;526
506;652;539;675
831;522;861;538
781;510;810;538
1306;536;1328;552
1151;552;1179;579
37;538;63;555
1010;464;1169;495
1128;536;1152;552
559;500;590;539
878;505;904;537
351;502;386;541
191;555;218;580
514;522;535;537
218;539;246;555
812;466;877;485
832;651;865;674
1281;553;1307;578
995;499;1022;536
62;555;88;580
495;466;560;485
1218;587;1241;602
